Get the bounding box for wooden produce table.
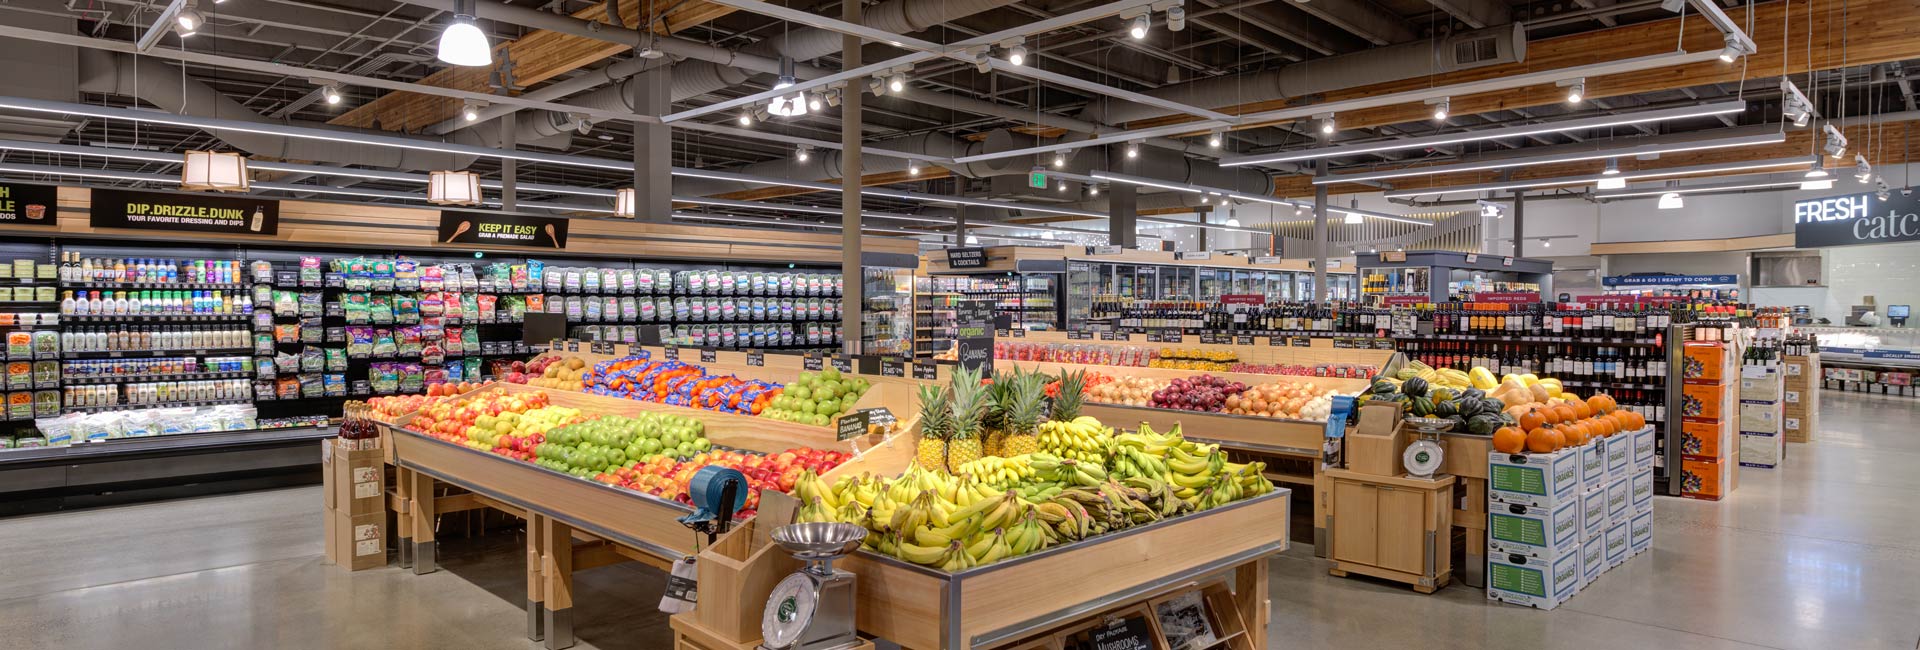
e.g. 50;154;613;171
1325;469;1455;593
385;382;897;649
1436;433;1490;588
686;488;1290;650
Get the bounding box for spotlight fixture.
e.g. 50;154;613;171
1053;150;1068;169
1128;14;1150;39
1596;159;1625;189
1294;205;1305;216
1559;78;1586;104
1823;123;1849;158
1125;141;1140;158
737;109;753;126
1199;193;1210;204
1660;0;1686;11
808;93;823;111
1426;97;1450;121
1206;130;1223;149
795;145;811;162
322;84;343;105
176;8;203;33
1477;199;1504;218
1089;185;1099;197
767;62;809;118
460;99;485;122
868;77;887;96
888;73;906;94
1718;35;1750;62
1541;238;1551;248
1007;42;1028;67
1057;180;1067;192
907;160;921;176
1781;79;1814;127
1166;6;1186;31
1315;113;1336;135
1855;154;1873;182
437;0;493;67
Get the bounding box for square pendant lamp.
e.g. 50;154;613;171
179;150;250;192
614;187;638;218
429;170;483;205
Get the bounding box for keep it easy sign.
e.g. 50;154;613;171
1794;192;1920;248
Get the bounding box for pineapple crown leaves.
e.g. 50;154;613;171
917;383;953;440
1005;370;1047;432
947;365;989;441
1051;369;1085;422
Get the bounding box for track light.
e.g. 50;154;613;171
1316;113;1336;135
888;73;906;94
1718;41;1742;63
176;8;203;32
907;160;921;176
1427;97;1450;121
1660;0;1686;11
1089;185;1099;196
868;77;887;96
1657;192;1684;209
1057;180;1067;192
1823;123;1848;158
1125;141;1140;158
808;93;823;111
1128;14;1150;39
738;109;753;126
1054;150;1068;169
1206;131;1223;149
1560;78;1586;104
1855;154;1873;182
1477;199;1503;218
1200;193;1210;204
1804;159;1829;179
1007;43;1027;67
1166;6;1186;31
795;145;811;162
322;85;342;105
437;0;492;67
461;99;485;122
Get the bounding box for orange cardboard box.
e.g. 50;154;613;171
1682;342;1731;383
1681;418;1733;459
1681;383;1730;421
1681;456;1735;501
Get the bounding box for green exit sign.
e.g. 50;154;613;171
1028;170;1047;189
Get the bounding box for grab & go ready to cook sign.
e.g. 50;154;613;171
1795;192;1920;248
438;210;568;248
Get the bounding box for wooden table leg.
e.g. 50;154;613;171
1313;463;1329;558
1235;557;1271;650
541;516;576;650
394;467;414;570
527;512;546;642
408;468;438;575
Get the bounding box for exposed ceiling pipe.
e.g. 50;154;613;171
1078;23;1527;126
70;50;566;167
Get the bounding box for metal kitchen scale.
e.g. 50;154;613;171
1400;416;1451;479
760;522;867;650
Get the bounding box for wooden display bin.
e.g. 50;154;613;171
1145;580;1257;650
1325;468;1454;593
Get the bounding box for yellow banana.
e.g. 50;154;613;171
894;539;947;565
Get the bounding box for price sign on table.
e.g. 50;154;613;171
746;349;765;366
880;357;906;377
701;348;718;363
830;354;853;373
803;353;823;371
912;361;940;380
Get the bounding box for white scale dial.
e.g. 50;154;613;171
761;573;820;649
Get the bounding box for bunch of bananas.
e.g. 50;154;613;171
1028;451;1109;488
1036;415;1113;465
954;454;1037;489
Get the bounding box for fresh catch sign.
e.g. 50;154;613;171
1794;192;1920;248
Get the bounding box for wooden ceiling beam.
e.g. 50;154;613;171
328;0;735;133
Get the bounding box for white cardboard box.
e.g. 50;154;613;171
1488;499;1584;560
1631;426;1657;468
1629;509;1654;555
1605;520;1630;569
1741;431;1784;468
1581;533;1606;585
1488;552;1582;611
1605;475;1630;522
1739;366;1781;402
1582;488;1609;539
1604;433;1631;480
1579;443;1606;494
1739;401;1781;434
1631;467;1654;513
1489;448;1582;508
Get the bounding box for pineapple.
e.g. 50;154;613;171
1000;370;1047;456
982;368;1017;457
945;366;988;474
913;384;951;471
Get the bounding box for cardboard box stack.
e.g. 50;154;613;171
1738;363;1786;469
1782;352;1820;443
322;435;387;571
1486;417;1656;610
1678;341;1737;500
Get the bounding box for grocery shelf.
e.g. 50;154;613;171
61;313;251;323
1393;333;1663;346
64;282;248;291
63;347;253;359
62;371;252;384
62;397;254;414
0;425;333;466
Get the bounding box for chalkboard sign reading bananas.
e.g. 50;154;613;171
439;210;568;248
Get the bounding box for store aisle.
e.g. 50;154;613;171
1;393;1916;650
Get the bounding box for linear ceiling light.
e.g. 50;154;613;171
1225;101;1748;167
1380;155;1817;198
1092;171;1429;225
1597;179;1809;200
1318;132;1785;185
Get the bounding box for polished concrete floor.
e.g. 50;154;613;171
1;392;1917;649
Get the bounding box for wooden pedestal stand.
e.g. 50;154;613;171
1325;468;1455;593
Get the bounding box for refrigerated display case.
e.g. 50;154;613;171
1355;250;1552;304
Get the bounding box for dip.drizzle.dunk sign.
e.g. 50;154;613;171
1795;192;1920;248
90;189;278;235
438;210;568;248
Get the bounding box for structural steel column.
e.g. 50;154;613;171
631;68;673;221
1313;162;1329;302
499;117;517;211
839;1;864;355
1511;190;1526;257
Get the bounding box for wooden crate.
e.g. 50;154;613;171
1147;580;1257;650
837;489;1289;650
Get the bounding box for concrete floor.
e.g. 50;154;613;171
1;392;1917;650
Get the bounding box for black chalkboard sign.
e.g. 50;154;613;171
912;361;940;380
1081;613;1156;650
830;354;853;373
803;352;824;371
1066;330;1092;340
836;411;869;441
701;348;718;363
1235;335;1255;346
746;349;765;366
1333;339;1354;349
664;345;679;361
1290;336;1312;347
1101;330;1128;341
880;357;906;377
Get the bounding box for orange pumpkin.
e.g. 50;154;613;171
1561;423;1591;447
1587;393;1617;415
1569;399;1594;419
1517;410;1547;432
1591;416;1616;438
1526;426;1563;453
1548;404;1577;424
1623;409;1646;430
1493;426;1527;454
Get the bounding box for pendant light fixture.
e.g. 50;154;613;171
437;0;493;67
429;170;483;206
766;58;809;118
1597;159;1625;189
614;188;638;219
179;150;250;192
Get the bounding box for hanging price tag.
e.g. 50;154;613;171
880;357;906;377
746;349;765;366
912;361;940;380
701;348;718;363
